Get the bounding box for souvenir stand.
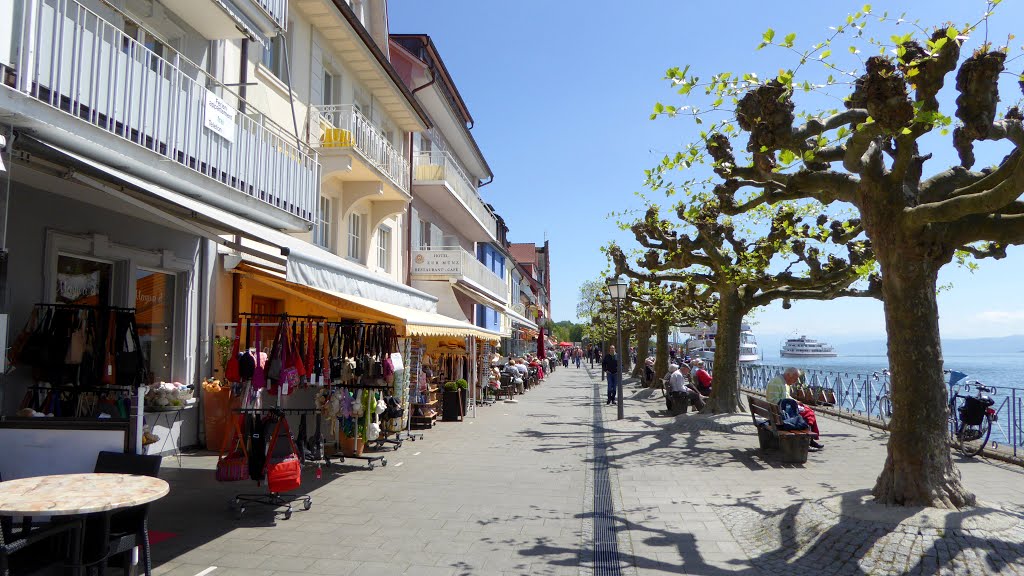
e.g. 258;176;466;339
1;303;151;480
216;312;326;519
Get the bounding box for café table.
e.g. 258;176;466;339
0;473;169;574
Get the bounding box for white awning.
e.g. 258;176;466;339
33;139;437;312
506;307;538;331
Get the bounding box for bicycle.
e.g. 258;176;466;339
946;370;998;457
871;370;893;419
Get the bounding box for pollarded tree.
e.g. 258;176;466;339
611;202;877;414
649;7;1024;508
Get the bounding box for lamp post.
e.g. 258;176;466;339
605;276;629;420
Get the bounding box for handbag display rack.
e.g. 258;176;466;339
223;407;317;520
330;383;392;469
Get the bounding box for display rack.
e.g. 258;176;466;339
332;383;389;469
230;407;318;519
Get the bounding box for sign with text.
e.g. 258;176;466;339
411;250;462;275
204;90;236;143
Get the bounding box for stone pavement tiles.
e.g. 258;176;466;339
145;362;1024;576
605;376;1024;575
148;364;598;576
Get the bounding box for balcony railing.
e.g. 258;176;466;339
314;104;410;193
413;150;497;240
411;247;507;302
252;0;287;30
7;0;319;223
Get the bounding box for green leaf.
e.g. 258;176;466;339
784;32;797;47
820;49;832;59
779;149;796;164
654;102;665;114
862;4;871;13
947;26;958;40
763;28;775;43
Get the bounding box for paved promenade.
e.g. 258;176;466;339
148;364;1024;575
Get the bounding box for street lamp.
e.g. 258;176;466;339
605;275;629;420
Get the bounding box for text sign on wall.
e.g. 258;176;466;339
411;251;462;275
204;90;236;143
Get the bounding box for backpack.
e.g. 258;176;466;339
777;398;809;431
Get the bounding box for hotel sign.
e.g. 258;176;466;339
412;250;462;275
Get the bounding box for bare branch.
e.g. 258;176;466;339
904;149;1024;226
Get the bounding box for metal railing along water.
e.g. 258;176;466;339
733;362;1024;458
315;104;410;193
8;0;319;222
412;150;496;240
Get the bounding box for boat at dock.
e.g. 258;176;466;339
780;335;838;357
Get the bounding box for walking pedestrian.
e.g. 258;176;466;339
602;345;619;405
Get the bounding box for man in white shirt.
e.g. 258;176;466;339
666;363;704;412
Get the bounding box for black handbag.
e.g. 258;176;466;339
115;312;146;387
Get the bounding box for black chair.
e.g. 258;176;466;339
89;452;162;576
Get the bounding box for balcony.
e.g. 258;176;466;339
3;0;319;226
159;0;288;45
312;104;410;195
411;247;506;305
412;151;497;243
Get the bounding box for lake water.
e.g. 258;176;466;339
757;351;1024;392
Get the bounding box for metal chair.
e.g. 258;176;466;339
89;452;162;576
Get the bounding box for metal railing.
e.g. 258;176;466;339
413;150;496;240
736;362;1024;459
314;104;409;193
253;0;287;30
8;0;319;222
411;246;506;301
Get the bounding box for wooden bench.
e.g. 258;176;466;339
747;395;813;464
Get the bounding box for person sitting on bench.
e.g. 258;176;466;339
667;363;705;411
766;367;824;449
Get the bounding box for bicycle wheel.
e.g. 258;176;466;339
879;395;892;418
956;414;992;458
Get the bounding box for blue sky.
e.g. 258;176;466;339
389;1;1024;341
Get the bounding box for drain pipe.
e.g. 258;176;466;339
406;64;437;284
280;34;302;150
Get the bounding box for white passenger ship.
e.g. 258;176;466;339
779;335;838;357
682;323;761;363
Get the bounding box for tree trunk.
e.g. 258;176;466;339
654;317;670;385
704;286;744;413
633;325;652;380
871;252;974;508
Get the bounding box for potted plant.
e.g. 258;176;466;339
441;381;462;421
456;379;470;414
213;335;232;375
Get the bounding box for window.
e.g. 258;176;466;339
377;226;392;272
136;269;176;382
56;255;113;307
323;71;335;106
419;220;431;249
263;33;288;80
121;22;167;72
347;212;363;260
314;196;332;249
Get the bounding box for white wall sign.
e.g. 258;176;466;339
204;90;236;143
411;250;462;275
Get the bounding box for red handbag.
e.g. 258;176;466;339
265;416;301;493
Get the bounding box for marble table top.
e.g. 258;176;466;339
0;473;169;516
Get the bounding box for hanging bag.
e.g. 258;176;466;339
295;413;311;463
101;310;116;385
216;416;249;482
265;416;302;493
309;414;325;462
252;324;267;390
266;318;285;382
225;319;242;383
306;323;316;382
115;313;147;387
64;310;86;365
291;323;307;380
279;329;299;394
